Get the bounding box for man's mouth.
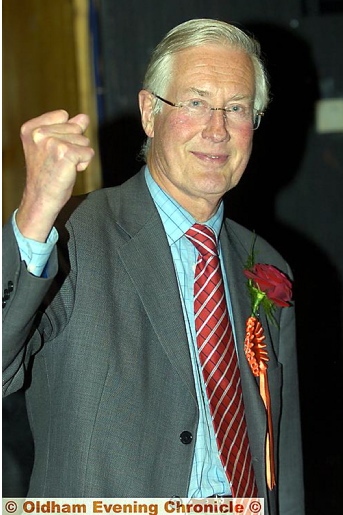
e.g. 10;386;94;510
191;151;228;163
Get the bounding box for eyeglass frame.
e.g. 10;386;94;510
151;92;264;130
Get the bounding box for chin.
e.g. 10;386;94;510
196;175;231;195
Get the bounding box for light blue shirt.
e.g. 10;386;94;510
12;209;58;277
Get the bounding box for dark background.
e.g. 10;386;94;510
3;1;343;513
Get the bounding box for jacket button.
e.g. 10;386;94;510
180;431;193;444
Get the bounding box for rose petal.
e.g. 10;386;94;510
244;264;292;305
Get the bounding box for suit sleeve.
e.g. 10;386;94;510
2;219;58;396
277;294;305;514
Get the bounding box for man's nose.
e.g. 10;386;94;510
201;109;230;142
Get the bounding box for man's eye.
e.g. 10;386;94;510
188;99;206;109
227;104;250;116
229;104;244;113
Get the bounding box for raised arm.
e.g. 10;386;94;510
2;110;95;394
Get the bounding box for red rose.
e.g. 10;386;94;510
244;264;292;307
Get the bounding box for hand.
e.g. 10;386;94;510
16;110;95;242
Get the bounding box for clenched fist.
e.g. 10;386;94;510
16;110;95;242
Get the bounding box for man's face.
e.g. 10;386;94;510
139;44;256;220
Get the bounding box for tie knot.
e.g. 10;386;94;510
186;223;218;258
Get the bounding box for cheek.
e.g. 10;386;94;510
153;120;198;162
170;117;197;141
235;129;254;161
230;132;253;184
237;124;254;144
164;112;199;138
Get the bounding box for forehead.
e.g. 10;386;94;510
168;44;255;98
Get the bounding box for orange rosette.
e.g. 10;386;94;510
244;316;276;490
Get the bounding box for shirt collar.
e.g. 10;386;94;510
144;166;224;245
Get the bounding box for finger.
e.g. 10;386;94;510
60;134;91;147
31;121;90;144
21;109;70;137
76;159;94;172
22;112;90;144
68;113;90;133
59;141;95;168
33;131;91;147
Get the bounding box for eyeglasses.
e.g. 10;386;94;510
152;93;264;130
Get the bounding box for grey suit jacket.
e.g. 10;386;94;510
2;169;304;514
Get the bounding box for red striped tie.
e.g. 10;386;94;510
186;224;257;498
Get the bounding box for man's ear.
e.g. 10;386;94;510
138;90;155;138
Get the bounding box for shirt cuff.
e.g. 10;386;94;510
12;210;59;277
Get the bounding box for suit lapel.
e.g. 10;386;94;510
114;171;197;402
220;221;260;391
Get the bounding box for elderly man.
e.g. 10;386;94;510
2;18;304;515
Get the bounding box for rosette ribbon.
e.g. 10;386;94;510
244;314;276;490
